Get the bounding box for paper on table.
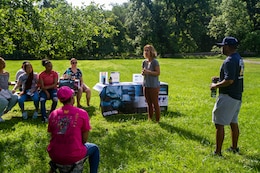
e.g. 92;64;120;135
132;74;143;83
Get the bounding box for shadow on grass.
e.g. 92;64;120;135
78;105;96;118
103;110;184;122
159;121;211;146
0;126;50;172
162;110;184;118
0;110;48;131
0;132;30;172
0;106;97;130
104;113;147;122
232;151;260;171
244;154;260;171
90;127;155;173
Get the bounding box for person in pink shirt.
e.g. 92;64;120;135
39;59;58;123
47;86;99;173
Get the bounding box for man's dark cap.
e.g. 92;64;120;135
216;37;239;46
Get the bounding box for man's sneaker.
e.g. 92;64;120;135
226;147;240;154
0;117;5;122
22;111;28;120
32;111;38;119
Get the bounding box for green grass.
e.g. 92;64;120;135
0;57;260;173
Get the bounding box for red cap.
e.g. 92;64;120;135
57;86;74;102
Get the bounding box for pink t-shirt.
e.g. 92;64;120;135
39;70;58;89
47;104;91;165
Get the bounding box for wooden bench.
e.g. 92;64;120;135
10;80;79;102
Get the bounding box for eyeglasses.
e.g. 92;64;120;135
71;62;77;64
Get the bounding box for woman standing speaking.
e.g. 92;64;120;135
142;44;161;122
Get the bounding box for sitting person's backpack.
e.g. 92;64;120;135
59;79;75;89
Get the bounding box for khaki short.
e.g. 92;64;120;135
212;94;242;125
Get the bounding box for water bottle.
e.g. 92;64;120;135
109;76;112;84
211;78;218;98
211;88;216;98
67;70;71;79
102;77;106;84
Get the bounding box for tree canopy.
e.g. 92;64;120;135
0;0;259;59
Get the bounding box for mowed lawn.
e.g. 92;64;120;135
0;57;259;173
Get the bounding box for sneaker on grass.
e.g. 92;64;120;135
213;151;222;157
226;147;240;154
32;111;38;119
0;117;5;122
42;117;48;123
22;111;28;120
0;112;4;122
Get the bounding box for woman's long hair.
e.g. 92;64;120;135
143;44;157;59
24;63;34;92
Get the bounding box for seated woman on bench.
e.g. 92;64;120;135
63;58;91;107
0;57;18;122
12;62;39;120
39;59;58;123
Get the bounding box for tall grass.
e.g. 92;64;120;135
0;57;259;173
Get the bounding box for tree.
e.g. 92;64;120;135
243;0;260;30
0;0;118;59
123;0;213;55
208;0;253;43
125;0;155;55
0;0;41;59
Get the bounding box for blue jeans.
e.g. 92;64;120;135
0;94;18;116
85;143;100;173
18;91;39;112
39;89;58;120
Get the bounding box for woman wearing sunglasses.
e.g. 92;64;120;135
63;58;91;107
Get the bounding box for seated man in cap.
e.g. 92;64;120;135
47;86;99;173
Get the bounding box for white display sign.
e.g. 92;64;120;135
99;72;108;84
110;72;120;83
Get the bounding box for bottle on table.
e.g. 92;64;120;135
109;76;112;84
